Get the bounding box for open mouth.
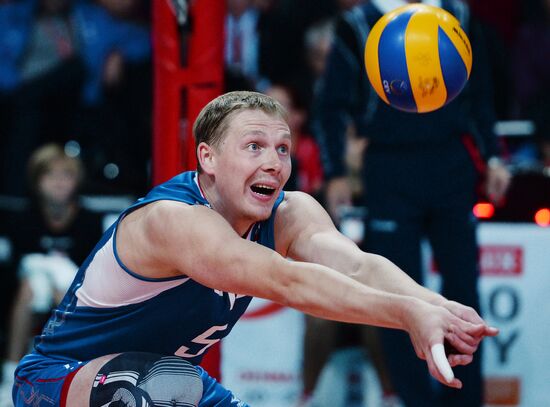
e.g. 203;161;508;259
250;184;276;197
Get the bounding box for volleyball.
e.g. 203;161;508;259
364;4;472;113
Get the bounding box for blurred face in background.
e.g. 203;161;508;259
308;35;332;77
264;85;306;153
38;159;80;206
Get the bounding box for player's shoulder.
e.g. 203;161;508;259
124;199;213;230
279;190;316;211
277;191;329;225
275;191;335;255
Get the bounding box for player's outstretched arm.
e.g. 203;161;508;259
117;200;417;328
274;191;498;387
275;192;445;304
276;192;497;334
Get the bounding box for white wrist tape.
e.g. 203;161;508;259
431;343;454;383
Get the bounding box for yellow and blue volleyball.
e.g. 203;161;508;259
364;4;472;113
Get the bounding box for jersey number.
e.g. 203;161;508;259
175;324;228;358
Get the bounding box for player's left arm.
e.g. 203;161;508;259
274;191;497;339
275;191;440;303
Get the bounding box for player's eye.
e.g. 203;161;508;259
247;143;260;151
277;145;289;155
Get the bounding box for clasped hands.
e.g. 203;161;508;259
405;299;498;389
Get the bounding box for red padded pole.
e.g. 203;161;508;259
152;0;225;381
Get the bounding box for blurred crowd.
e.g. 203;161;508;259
0;0;547;199
0;0;152;199
0;0;548;406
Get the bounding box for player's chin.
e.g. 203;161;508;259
243;201;273;222
251;207;273;222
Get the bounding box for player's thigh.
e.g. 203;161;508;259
68;352;204;406
66;353;120;405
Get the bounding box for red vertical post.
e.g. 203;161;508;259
182;0;225;380
181;0;225;170
153;0;225;184
152;0;225;380
152;0;184;185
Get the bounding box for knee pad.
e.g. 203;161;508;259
90;353;203;407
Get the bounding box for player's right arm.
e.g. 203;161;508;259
118;200;410;328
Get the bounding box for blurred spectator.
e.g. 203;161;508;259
467;0;522;119
304;19;335;82
258;0;342;105
511;0;550;166
0;210;15;363
225;0;261;90
468;0;522;44
477;24;514;120
71;0;152;196
0;144;103;406
264;83;324;196
0;0;152;197
312;1;510;406
0;0;85;197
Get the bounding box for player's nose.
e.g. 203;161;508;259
262;148;283;173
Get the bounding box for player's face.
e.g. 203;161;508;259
211;109;292;223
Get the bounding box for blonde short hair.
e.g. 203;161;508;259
193;91;288;171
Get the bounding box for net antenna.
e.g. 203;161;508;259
169;0;189;26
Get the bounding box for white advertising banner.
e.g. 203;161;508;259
221;297;305;406
425;223;550;407
221;223;550;406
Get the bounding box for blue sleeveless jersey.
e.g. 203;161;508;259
32;171;284;366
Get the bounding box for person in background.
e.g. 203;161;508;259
264;83;324;196
0;144;104;406
0;0;84;197
312;1;511;406
257;0;342;106
304;18;335;84
511;0;550;167
0;0;152;197
225;0;262;91
72;0;152;195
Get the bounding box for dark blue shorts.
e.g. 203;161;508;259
13;353;86;406
13;352;249;407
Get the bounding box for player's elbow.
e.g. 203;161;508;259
273;262;322;311
269;258;297;307
358;253;393;285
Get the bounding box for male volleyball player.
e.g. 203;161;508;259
12;91;497;406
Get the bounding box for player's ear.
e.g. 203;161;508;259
197;142;216;174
